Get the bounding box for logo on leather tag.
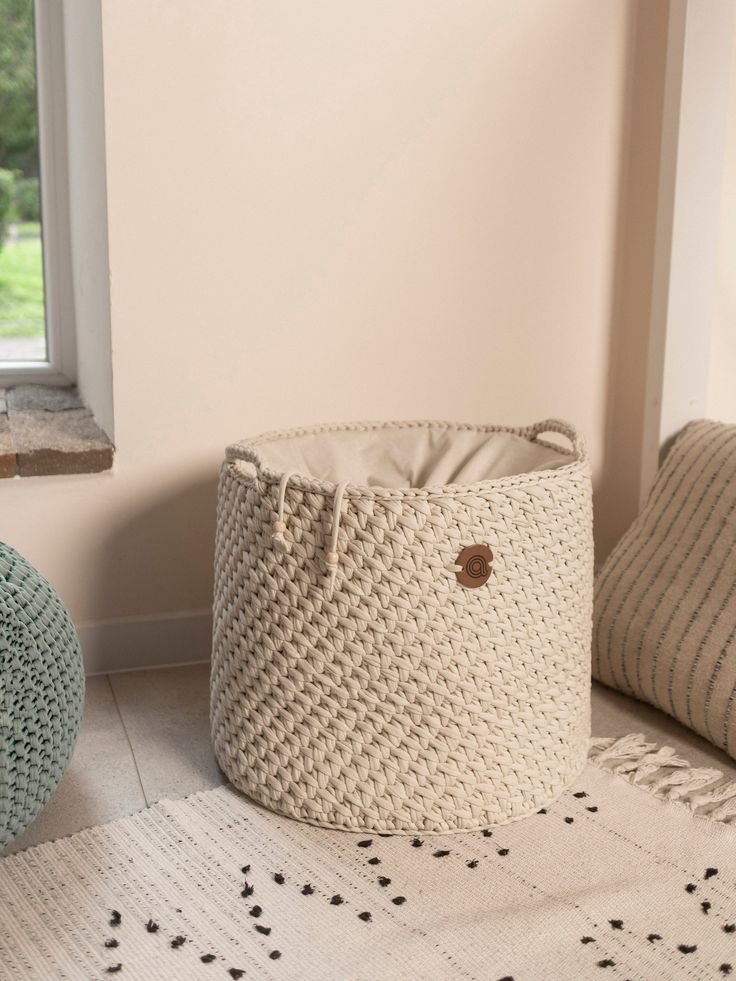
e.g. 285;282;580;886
455;544;493;588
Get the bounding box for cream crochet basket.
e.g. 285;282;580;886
211;419;593;834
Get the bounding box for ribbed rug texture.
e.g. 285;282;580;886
1;736;736;980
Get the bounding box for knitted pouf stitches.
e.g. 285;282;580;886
211;419;593;833
0;543;84;849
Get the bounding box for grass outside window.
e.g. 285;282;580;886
0;221;44;338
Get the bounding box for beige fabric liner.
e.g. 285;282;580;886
251;426;570;488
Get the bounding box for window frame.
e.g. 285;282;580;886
639;0;734;501
0;0;75;386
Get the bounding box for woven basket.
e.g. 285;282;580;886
211;419;593;833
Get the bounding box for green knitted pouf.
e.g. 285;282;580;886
0;543;84;849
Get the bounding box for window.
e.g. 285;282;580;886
0;0;114;463
0;0;74;385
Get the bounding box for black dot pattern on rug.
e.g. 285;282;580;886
241;865;250;875
378;833;392;838
573;791;588;798
538;808;547;814
94;819;731;979
587;806;599;813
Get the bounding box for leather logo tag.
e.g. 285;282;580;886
455;544;493;588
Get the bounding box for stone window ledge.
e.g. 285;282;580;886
0;385;113;478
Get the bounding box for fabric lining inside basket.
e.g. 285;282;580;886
249;426;571;488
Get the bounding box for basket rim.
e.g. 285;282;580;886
225;418;589;499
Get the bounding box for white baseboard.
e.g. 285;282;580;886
78;609;213;675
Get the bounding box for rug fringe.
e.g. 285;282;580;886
589;734;736;824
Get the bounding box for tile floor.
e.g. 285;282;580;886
3;665;736;857
4;663;224;856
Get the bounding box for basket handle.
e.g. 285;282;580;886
525;419;586;461
227;444;262;469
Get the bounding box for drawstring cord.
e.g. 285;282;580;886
272;472;292;553
326;481;349;598
271;473;349;597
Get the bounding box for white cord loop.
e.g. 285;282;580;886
326;481;349;598
272;472;293;554
271;473;349;597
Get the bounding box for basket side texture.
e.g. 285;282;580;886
211;446;593;833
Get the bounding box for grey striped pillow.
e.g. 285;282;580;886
593;419;736;758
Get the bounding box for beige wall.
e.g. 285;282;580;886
708;30;736;423
0;0;664;666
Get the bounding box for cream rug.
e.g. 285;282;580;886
1;735;735;981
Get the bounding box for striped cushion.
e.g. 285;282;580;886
593;420;736;758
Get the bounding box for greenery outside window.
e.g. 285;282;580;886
0;0;75;385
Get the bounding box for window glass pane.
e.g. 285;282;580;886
0;0;47;362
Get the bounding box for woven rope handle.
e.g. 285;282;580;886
525;419;587;462
227;444;261;467
226;446;266;492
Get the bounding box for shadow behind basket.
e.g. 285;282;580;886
211;419;593;833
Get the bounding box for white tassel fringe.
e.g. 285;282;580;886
589;734;736;824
